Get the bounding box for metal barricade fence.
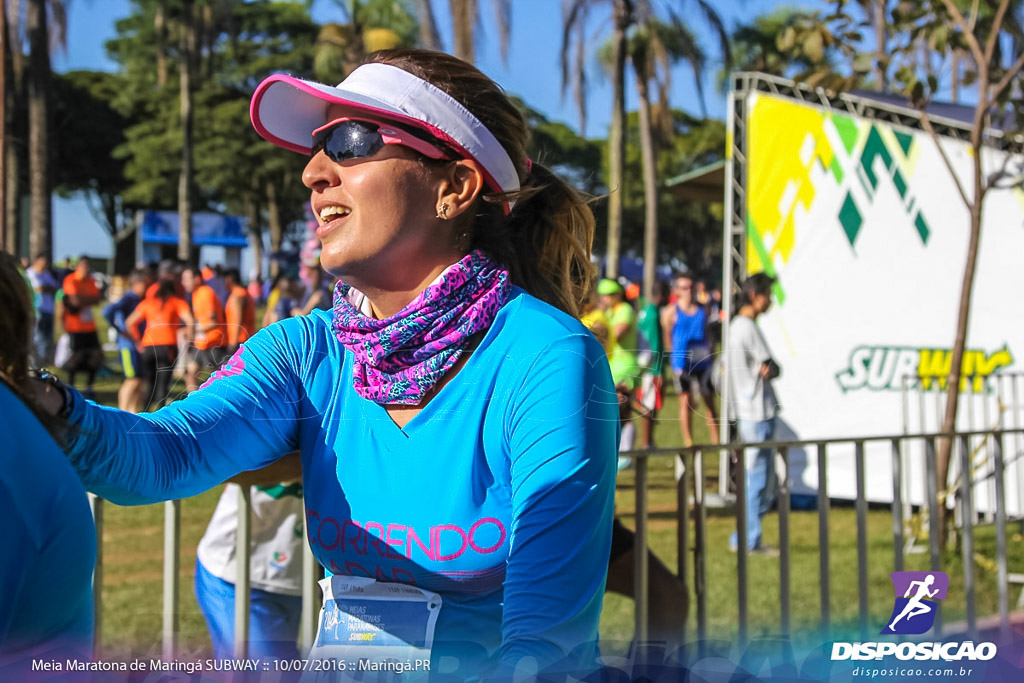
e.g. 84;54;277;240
621;428;1023;652
87;428;1024;656
88;488;321;659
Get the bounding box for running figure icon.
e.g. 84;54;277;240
882;570;949;635
888;574;939;631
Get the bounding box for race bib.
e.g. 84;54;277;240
302;576;441;682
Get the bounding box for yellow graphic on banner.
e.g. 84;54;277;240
746;96;835;275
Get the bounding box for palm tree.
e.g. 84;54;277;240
413;0;511;64
177;0;195;262
313;0;417;80
564;0;728;287
562;0;633;279
25;0;68;260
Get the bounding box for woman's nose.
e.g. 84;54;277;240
302;151;340;190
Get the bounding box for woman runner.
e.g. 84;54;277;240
34;49;618;677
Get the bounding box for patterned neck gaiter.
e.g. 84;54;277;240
331;249;511;405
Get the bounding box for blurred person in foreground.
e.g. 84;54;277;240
0;252;95;665
30;49;618;677
727;273;781;554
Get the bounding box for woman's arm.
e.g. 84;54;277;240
499;332;619;674
61;322;307;505
124;307;144;344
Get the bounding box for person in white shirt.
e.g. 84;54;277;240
25;254;58;363
727;273;780;553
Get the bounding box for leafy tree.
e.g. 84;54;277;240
312;0;418;81
816;0;1024;546
722;7;836;90
52;70;136;271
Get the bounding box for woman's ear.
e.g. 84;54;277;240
436;159;485;220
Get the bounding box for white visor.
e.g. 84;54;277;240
250;63;520;209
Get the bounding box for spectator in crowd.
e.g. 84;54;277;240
183;266;228;393
291;263;332;316
61;256;105;399
126;279;194;410
103;269;151;413
0;252;95;666
727;272;781;554
662;271;719;453
25;253;58;363
261;273;295;328
247;271;264;307
637;280;670;449
598;278;640;467
194;479;305;661
223;269;257;354
204;264;230;305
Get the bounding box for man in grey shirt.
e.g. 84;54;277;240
727;273;780;553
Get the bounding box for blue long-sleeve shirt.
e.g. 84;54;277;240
64;288;619;677
0;384;95;665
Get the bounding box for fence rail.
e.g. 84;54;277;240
87;427;1024;657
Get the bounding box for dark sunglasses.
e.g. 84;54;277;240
310;117;453;163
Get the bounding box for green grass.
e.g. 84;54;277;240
73;329;1020;657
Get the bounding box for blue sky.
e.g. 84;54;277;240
52;0;829;260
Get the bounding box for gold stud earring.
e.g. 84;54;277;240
436;203;450;220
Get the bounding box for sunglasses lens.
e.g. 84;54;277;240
312;121;385;162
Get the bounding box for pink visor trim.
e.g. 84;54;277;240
250;64;520;209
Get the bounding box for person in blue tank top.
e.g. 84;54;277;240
0;253;96;672
29;49;619;679
662;272;720;450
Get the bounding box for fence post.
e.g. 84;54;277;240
855;441;868;640
891;439;904;573
958;436;976;638
816;442;830;637
634;453;650;644
90;494;104;654
234;486;252;659
677;450;689;623
993;433;1010;641
301;503;320;653
925;437;942;636
694;448;708;650
778;447;790;636
735;443;748;650
162;499;180;661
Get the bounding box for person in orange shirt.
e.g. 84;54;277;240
222;268;256;354
182;266;227;393
61;256;105;399
125;279;194;411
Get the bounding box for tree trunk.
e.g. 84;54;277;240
246;194;263;281
178;0;195;263
872;0;887;92
935;149;985;549
266;181;282;279
155;0;168;88
27;0;52;260
4;16;23;255
417;0;443;51
607;0;633;279
449;0;476;64
635;64;658;301
951;50;960;103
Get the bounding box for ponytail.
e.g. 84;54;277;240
471;163;595;318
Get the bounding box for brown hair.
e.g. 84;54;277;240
365;49;595;318
0;251;66;444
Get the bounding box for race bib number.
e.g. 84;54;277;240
302;576;440;682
